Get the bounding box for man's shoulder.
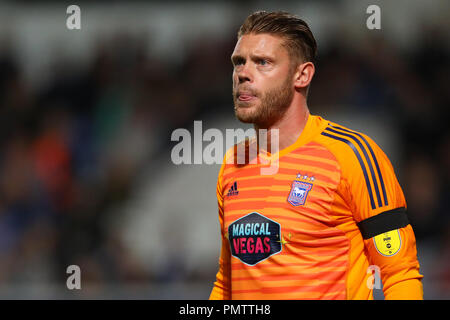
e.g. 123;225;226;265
314;117;386;170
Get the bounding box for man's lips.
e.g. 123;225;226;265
237;92;257;101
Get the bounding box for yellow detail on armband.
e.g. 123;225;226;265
373;229;401;257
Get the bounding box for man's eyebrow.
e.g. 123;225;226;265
231;53;275;64
231;55;245;64
250;53;275;61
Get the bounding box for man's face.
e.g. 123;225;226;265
231;33;295;127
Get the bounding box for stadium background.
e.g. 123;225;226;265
0;0;449;299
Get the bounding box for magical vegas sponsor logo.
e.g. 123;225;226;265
228;212;281;266
231;221;271;254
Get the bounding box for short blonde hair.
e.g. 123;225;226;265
238;11;317;66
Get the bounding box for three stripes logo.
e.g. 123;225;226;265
321;124;388;210
227;181;239;197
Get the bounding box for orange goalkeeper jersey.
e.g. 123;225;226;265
210;113;423;300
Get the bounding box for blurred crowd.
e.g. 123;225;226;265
0;12;449;298
0;30;235;297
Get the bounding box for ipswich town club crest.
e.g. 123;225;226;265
287;174;314;206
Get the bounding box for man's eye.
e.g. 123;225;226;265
258;59;268;65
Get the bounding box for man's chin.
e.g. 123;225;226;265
234;105;258;123
235;114;254;124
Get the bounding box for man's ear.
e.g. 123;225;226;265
293;62;315;90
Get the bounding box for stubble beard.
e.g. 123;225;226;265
233;73;294;128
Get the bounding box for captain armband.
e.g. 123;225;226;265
357;207;409;257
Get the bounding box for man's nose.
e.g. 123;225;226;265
237;63;253;83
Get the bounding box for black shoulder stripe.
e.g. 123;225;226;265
321;130;376;209
329;124;388;207
357;207;409;240
324;127;383;208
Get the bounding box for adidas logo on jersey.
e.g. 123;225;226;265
227;181;239;197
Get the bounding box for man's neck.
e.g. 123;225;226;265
254;104;310;155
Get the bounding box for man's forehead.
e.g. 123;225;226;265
232;33;286;56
